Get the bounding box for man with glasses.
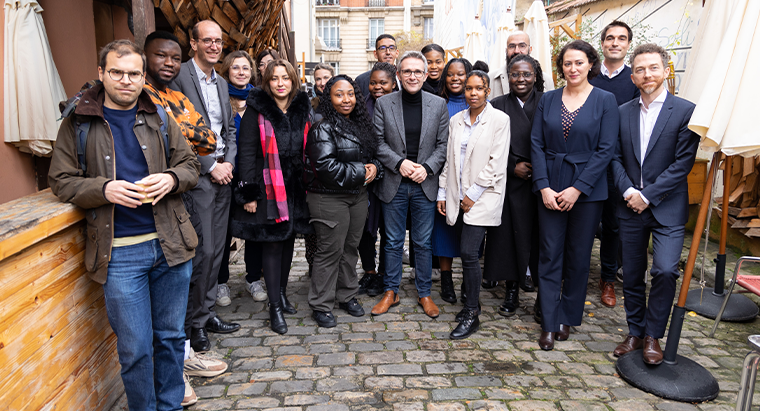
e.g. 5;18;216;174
488;31;532;99
49;39;201;410
355;34;400;98
171;20;240;354
371;51;449;318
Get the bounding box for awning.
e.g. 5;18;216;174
3;0;66;156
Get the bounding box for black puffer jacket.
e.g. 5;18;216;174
304;120;383;194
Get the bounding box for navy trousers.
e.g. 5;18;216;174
619;208;683;339
536;200;603;332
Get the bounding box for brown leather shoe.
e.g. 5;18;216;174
539;331;554;351
642;336;663;365
371;291;399;316
418;296;440;318
613;335;643;357
555;324;570;341
600;279;616;308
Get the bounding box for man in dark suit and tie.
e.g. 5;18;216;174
610;44;700;365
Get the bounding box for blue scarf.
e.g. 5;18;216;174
228;83;253;100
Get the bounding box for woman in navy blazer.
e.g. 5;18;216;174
530;40;619;350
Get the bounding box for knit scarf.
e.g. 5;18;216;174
258;113;310;223
228;83;253;100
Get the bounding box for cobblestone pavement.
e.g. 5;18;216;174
111;237;760;411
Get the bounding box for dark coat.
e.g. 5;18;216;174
231;88;314;242
304;120;384;195
484;90;542;282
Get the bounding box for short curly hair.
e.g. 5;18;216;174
629;43;670;69
555;40;601;81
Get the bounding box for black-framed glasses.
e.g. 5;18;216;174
507;42;529;50
106;69;144;83
377;45;397;52
198;37;224;47
400;69;425;78
509;71;535;79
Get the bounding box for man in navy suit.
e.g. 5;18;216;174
610;44;700;365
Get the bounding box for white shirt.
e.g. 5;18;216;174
437;108;488;202
192;58;225;162
622;88;668;205
601;62;625;79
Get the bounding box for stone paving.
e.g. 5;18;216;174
110;236;760;411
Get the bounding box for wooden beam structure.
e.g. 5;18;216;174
133;0;156;47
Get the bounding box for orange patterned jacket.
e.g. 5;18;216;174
144;83;217;156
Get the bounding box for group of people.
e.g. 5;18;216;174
48;17;701;411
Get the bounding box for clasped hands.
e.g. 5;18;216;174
210;162;234;185
399;159;427;183
540;187;581;212
625;192;648;214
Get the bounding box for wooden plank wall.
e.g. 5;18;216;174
0;190;123;411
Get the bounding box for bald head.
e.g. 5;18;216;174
506;31;532;63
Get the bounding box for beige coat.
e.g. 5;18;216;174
439;103;511;227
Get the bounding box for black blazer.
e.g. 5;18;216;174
611;92;700;226
530;87;619;202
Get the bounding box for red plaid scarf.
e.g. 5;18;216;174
258;114;309;223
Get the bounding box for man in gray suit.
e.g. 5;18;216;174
170;20;240;352
371;51;449;318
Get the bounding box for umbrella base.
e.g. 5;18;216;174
684;288;758;321
616;350;719;403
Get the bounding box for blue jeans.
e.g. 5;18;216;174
103;239;192;411
382;181;436;297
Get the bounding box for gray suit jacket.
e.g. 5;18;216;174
170;59;237;174
373;90;449;203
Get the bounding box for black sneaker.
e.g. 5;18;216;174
312;310;337;328
338;298;365;317
366;274;385;297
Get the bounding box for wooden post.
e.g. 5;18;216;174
575;12;582;39
300;52;306;83
133;0;156;48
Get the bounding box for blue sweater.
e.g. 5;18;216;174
446;92;468;118
104;105;156;238
589;65;640;106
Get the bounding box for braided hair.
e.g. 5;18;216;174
439;58;473;101
318;75;377;157
507;54;545;93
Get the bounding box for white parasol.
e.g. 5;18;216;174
685;0;760;157
3;0;67;156
523;0;554;90
489;11;516;69
463;17;487;65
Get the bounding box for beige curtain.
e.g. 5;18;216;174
4;0;67;156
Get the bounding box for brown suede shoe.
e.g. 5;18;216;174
613;335;643;357
642;336;663;365
371;291;399;316
418;296;440;318
538;331;554;351
555;324;570;341
600;279;616;307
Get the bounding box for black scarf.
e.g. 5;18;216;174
422;77;442;95
503;90;542;161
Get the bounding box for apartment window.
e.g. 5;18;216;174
319;19;340;49
369;19;385;47
424;17;434;40
327;62;339;74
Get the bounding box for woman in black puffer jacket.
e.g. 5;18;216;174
304;75;384;328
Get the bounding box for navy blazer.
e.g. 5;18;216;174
531;87;619;202
610;92;700;226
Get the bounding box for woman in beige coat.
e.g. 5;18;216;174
437;70;511;339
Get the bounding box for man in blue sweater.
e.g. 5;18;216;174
589;20;641;309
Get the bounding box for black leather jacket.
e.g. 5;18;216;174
305;120;383;194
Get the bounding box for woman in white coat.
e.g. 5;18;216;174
437;70;511;339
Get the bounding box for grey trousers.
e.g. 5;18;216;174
188;174;231;328
307;190;368;312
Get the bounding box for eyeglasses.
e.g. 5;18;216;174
231;65;252;72
507;42;529;50
400;69;425;78
377;45;397;53
106;69;144;83
509;71;534;79
197;38;224;47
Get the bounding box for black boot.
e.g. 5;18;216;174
455;303;481;322
460;282;467;305
450;309;480;340
533;293;542;324
498;281;519;317
520;273;535;292
367;273;385;297
269;301;288;334
358;273;373;295
280;287;297;314
440;270;456;304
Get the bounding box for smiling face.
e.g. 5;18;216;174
398;57;427;94
601;26;631;63
631;52;669;96
374;38;399;63
269;65;293;102
145;38;182;86
424;50;446;81
191;21;223;67
508;61;535;101
562;49;592;87
314;68;333;93
228;56;253;88
464;75;489;111
330;79;356;118
258;54;275;77
369;70;394;100
98;51;144;110
445;62;467;95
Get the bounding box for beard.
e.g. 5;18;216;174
640;81;662;95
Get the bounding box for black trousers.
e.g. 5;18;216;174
600;170;621;282
261;237;296;303
454;212;488;311
536;200;603;332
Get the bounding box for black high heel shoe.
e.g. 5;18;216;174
269;301;288;334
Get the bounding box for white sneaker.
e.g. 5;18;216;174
402;246;411;265
409;267;416;280
431;268;441;282
216;283;231;307
184;348;228;377
246;280;268;302
182;372;197;406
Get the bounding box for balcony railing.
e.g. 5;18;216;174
367;0;385;7
324;39;342;50
316;0;339;6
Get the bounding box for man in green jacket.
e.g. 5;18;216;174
49;39;200;410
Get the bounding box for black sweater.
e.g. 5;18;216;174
589;64;640;106
402;88;422;163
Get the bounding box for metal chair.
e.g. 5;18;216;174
710;256;760;337
736;335;760;410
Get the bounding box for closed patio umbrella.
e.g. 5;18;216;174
489;11;516;69
523;0;554;90
463;17;487;65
